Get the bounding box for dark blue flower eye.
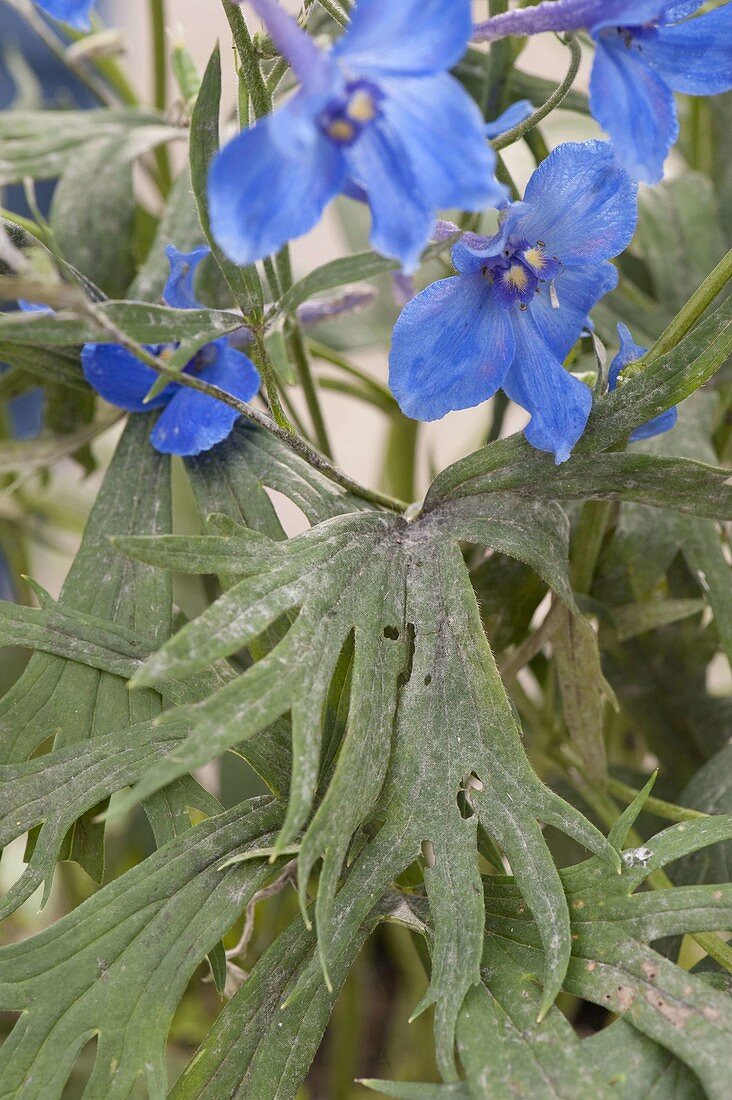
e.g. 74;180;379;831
317;80;384;146
208;0;507;273
389;141;638;464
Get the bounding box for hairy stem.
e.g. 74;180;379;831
492;36;582;152
644;246;732;366
80;299;407;513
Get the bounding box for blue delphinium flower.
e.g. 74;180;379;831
609;322;678;440
473;1;732;184
209;0;506;273
82;246;261;456
33;0;96;30
389;141;638;464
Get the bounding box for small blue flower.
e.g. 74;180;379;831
209;0;506;273
82;246;261;456
609;322;678;440
33;0;96;30
473;1;732;184
389;141;638;464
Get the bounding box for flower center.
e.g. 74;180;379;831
482;237;561;309
319;79;383;146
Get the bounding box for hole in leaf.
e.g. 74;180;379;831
397;623;416;690
457;786;474;820
383;625;400;641
423;674;432;686
421;840;436;869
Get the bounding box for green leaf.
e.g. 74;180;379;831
553;606;612;780
0;342;85;390
427;450;732;519
116;427;616;1075
481;816;732;1099
673;745;732;887
189;46;263;315
171;900;387;1099
0;109;180;185
49;138;136;298
0;407;119;474
128;166;205;302
0;717;201;918
0;798;285;1099
276;239;455;318
610;599;707;641
0;417;194;878
0;299;243;349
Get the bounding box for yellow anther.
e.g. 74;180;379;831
504;263;529;291
523;246;546;272
327;119;356;142
346;89;377;123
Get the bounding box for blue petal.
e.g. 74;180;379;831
18;300;52;314
484;100;534;139
589;35;677;183
608;322;679;441
528;260;618;361
629;406;678;441
344;123;433;273
608;321;646;388
451;220;518;276
8;389;43;440
209;99;347;266
378;73;507;213
163;245;209;310
589;1;668;30
662;2;705;22
150;341;260;456
81;344;176;412
333;0;472;76
637;8;732;96
515;140;638;261
388;273;515;420
0;550;15;603
250;0;335;92
34;0;95;30
504;313;593;464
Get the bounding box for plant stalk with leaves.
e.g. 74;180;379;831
0;0;731;1096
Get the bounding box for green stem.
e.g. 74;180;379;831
253;332;298;433
223;0;272;118
150;0;168;111
495;152;521;201
605;778;708;824
492;36;582;152
79;300;406;512
486;389;509;444
309;341;398;409
381;417;419;503
150;0;172;195
644;246;732;366
0;209;42;239
287;326;334;458
482;0;513;121
276;244;334;459
570;499;612;594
